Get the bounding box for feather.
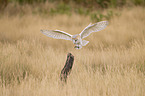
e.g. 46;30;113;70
82;40;89;46
41;30;72;41
80;21;108;39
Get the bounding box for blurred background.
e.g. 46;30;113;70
0;0;145;96
0;0;145;21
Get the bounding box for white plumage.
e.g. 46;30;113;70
41;21;108;49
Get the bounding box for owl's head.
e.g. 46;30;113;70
72;34;80;44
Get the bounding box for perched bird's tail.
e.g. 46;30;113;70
82;40;89;46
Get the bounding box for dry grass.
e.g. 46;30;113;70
0;6;145;96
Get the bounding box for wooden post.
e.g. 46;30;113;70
60;53;74;83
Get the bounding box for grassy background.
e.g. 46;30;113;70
1;0;145;7
0;1;145;96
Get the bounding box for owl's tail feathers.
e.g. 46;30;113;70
82;40;89;46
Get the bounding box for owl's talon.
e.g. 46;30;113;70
74;46;80;49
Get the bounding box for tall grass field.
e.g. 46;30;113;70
0;5;145;96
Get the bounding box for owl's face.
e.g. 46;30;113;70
72;34;80;44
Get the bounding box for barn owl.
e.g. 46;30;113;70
41;21;108;49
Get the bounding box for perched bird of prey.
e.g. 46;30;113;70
41;21;108;49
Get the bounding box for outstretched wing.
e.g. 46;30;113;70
41;30;72;41
80;21;108;39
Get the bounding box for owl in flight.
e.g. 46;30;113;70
41;21;108;49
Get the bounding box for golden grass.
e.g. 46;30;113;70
0;6;145;96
